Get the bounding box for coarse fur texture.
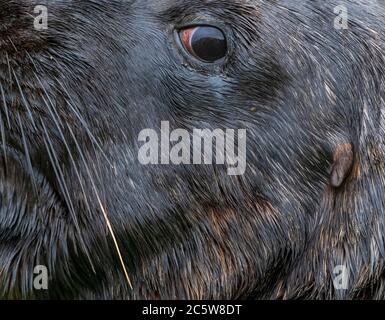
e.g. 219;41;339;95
1;0;385;299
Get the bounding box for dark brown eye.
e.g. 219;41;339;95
179;26;228;63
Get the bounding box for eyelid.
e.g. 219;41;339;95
179;27;197;56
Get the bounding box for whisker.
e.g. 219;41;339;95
62;94;114;169
12;69;37;130
16;113;37;192
27;51;132;289
0;107;8;169
7;36;18;53
26;52;98;272
41;92;95;218
5;52;12;83
26;52;113;169
56;88;114;169
0;83;11;127
9;56;38;191
66;123;133;289
39;117;96;273
40;93;97;272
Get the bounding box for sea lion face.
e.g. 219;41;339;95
1;0;384;299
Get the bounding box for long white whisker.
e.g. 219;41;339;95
66;123;133;289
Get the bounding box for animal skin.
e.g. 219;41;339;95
1;0;385;299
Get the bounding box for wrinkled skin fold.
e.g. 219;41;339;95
1;0;385;299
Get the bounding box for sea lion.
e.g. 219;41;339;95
1;0;385;299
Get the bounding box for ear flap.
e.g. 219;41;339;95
330;143;354;188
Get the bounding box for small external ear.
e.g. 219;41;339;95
330;143;354;188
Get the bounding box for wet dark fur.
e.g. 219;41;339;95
1;0;385;299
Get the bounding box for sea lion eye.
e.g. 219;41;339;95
179;26;228;63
